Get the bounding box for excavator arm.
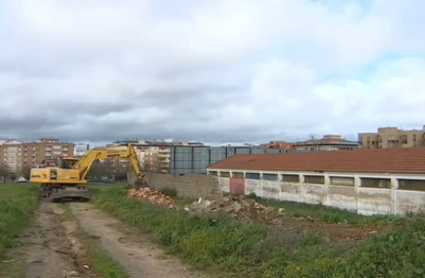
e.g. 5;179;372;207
72;144;144;182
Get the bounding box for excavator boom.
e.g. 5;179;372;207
30;144;145;202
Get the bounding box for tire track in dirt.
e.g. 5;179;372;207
2;202;92;278
70;202;208;278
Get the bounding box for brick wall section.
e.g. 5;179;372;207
127;171;221;199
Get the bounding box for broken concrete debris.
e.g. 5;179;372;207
125;188;286;222
186;195;285;221
126;188;175;207
63;270;79;278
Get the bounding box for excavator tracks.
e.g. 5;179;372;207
40;186;92;202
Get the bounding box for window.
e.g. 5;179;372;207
209;171;218;176
220;171;230;177
330;176;354;186
246;172;260;180
398;179;425;191
304;175;324;184
361;178;390;189
233;172;244;178
281;174;299;183
263;173;278;181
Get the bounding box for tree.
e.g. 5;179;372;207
21;166;32;180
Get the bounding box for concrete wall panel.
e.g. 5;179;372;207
261;180;281;200
301;184;327;205
328;186;357;211
280;182;302;202
218;177;230;193
395;190;425;214
245;179;261;196
357;188;392;215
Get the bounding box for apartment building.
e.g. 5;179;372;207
106;140;203;173
261;135;359;151
135;145;171;173
292;135;359;151
74;142;90;156
358;126;425;149
0;138;75;175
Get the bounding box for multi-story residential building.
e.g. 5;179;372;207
0;138;75;175
74;143;90;156
291;135;359;151
261;135;359;152
105;140;204;173
358;126;425;149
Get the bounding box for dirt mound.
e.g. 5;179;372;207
126;188;175;207
186;196;284;222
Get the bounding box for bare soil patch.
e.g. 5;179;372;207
70;202;208;278
1;202;93;278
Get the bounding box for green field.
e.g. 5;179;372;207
0;184;39;259
91;186;425;278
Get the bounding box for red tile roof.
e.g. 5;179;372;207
208;148;425;174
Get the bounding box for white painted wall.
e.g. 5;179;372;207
208;169;425;216
218;177;230;193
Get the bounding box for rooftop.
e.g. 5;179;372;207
208;147;425;174
295;135;358;146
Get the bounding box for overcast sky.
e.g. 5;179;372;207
1;0;425;145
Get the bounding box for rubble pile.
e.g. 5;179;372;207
126;188;175;207
186;195;285;222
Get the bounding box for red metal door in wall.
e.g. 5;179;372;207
230;178;245;196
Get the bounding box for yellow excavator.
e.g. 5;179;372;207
29;143;145;202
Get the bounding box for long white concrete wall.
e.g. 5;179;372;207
214;170;425;216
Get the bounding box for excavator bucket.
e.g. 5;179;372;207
133;178;147;189
40;186;92;202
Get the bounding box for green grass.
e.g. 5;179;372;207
59;203;129;278
91;187;425;278
0;184;39;259
251;194;401;225
0;184;39;278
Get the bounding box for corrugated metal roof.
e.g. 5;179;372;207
208;147;425;174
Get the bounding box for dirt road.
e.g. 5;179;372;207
2;202;206;278
1;202;91;278
70;202;207;278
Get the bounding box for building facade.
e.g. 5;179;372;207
358;126;425;149
106;140;196;173
207;147;425;216
0;138;75;175
74;143;90;156
261;136;359;151
260;141;293;149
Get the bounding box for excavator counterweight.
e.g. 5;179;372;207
30;144;145;202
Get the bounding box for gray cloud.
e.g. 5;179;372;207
1;0;425;145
